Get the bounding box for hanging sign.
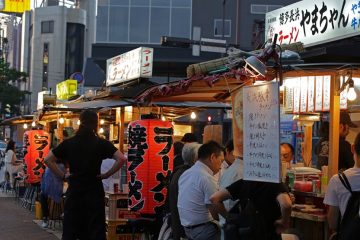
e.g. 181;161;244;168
265;0;360;47
127;119;173;214
23;130;50;184
243;82;281;183
106;47;153;86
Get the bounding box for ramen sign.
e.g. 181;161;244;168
106;47;153;86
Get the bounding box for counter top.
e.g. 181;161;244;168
291;210;326;222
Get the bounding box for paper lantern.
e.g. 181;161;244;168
23;130;50;183
127;119;174;214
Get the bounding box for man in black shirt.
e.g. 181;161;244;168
45;110;127;240
210;180;292;240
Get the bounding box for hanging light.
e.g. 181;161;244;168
99;127;104;134
100;119;105;125
161;116;166;121
190;112;196;119
207;116;212;122
31;121;36;127
347;79;357;101
77;119;81;125
59;116;65;124
23;123;28;129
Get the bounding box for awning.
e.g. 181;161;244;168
44;99;133;111
0;115;34;126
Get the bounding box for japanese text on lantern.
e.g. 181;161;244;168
243;82;280;183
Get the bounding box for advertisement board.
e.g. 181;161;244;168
56;79;78;100
0;0;30;14
106;47;153;86
265;0;360;47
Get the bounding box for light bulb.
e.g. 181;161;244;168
347;87;357;101
100;119;105;125
190;112;196;119
31;121;36;127
161;116;166;121
59;117;65;124
23;123;28;129
99;127;104;134
77;119;81;125
207;116;212;122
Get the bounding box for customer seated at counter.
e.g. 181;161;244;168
281;142;294;169
324;131;360;238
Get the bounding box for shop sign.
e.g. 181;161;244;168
127;119;173;214
56;79;78;100
284;76;348;113
23;130;50;184
265;0;360;47
106;47;153;86
243;82;281;183
0;0;30;14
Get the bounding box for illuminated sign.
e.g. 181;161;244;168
0;0;30;14
106;47;153;86
265;0;360;47
56;79;78;100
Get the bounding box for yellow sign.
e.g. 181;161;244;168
56;79;78;100
0;0;30;14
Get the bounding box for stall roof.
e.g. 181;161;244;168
0;115;34;126
44;99;133;111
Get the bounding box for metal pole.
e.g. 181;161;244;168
222;0;226;40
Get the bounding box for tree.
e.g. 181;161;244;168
0;57;29;117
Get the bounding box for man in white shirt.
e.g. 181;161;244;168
215;139;235;183
178;140;227;240
324;132;360;233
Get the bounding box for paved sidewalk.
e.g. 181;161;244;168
0;194;59;240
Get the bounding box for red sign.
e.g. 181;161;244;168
23;130;50;183
127;120;174;214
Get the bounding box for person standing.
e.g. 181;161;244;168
169;142;202;240
4;139;22;189
177;140;227;240
315;112;357;171
45;110;127;240
324;132;360;235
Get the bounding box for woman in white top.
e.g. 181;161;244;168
4;140;22;188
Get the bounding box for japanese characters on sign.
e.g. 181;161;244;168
127;120;173;214
266;0;360;47
106;47;153;86
23;130;50;184
243;82;281;183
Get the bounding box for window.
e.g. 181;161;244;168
41;21;54;34
251;4;283;14
42;43;49;88
214;19;231;38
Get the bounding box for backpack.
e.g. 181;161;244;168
337;172;360;240
224;198;268;240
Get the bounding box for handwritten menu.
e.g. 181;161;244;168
243;82;280;183
307;76;315;112
315;76;323;111
323;76;331;111
293;78;301;114
339;76;348;110
300;77;308;113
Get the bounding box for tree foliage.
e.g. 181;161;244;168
0;58;28;116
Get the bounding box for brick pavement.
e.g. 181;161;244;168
0;194;59;240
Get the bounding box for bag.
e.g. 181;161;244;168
224;198;267;240
158;214;172;240
337;172;360;240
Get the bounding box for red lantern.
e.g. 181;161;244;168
127;119;174;215
23;130;50;183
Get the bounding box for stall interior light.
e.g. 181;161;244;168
161;116;166;121
99;127;104;134
207;116;212;122
347;78;357;101
23;123;28;129
77;119;81;125
190;112;196;119
100;119;105;125
59;116;65;124
31;121;36;127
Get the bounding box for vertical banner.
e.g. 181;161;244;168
243;82;280;183
231;88;244;157
127;120;174;214
23;130;50;184
307;76;315;112
315;76;323;111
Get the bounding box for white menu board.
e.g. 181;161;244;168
300;77;308;113
307;76;315;112
243;82;280;183
339;76;348;110
315;76;323;112
293;78;301;113
323;76;331;111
